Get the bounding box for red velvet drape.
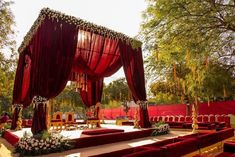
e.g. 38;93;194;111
72;30;121;108
28;17;78;134
119;41;150;128
80;78;104;107
10;107;20;130
31;103;48;134
12;50;32;129
12;52;25;105
72;30;122;80
21;54;31;101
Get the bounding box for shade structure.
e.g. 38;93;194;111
12;8;150;134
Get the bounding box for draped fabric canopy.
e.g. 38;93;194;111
12;8;150;133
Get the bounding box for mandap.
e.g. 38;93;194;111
11;8;150;135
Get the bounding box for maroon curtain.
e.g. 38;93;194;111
31;103;48;135
119;41;150;128
10;107;20;130
11;50;32;129
72;30;122;80
80;78;104;107
21;54;31;102
71;30;123;109
27;17;78;134
12;52;25;105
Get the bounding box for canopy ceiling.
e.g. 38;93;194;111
18;8;142;53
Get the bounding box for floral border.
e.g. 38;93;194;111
18;8;142;53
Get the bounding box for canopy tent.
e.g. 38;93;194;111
12;8;150;134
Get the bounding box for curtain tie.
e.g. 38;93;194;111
137;100;148;110
32;96;48;109
12;104;23;112
12;104;23;130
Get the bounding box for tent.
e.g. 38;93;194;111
12;8;150;135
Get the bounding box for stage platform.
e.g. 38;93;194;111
10;124;143;139
0;124;192;157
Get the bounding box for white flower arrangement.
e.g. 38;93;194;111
15;131;72;156
18;7;142;53
32;96;48;104
152;122;170;136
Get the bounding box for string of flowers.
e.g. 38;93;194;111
151;121;170;136
15;131;73;157
19;8;142;53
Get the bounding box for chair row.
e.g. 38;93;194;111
92;128;234;157
150;114;230;129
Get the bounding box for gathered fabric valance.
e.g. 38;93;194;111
18;8;142;53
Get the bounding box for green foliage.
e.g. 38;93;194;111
153;121;166;127
52;83;84;113
151;122;170;136
141;0;235;104
0;0;16;114
0;0;15;50
103;78;130;108
104;100;122;109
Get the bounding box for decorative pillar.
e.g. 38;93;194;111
31;96;49;135
192;104;198;133
137;101;151;128
133;107;140;129
11;104;23;130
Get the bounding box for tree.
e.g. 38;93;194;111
0;0;15;114
53;83;84;112
141;0;235;105
0;0;15;51
103;78;130;108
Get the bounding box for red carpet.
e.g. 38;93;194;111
82;129;124;135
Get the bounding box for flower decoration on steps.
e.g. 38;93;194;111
15;131;73;156
151;121;170;136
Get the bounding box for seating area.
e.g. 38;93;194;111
92;128;234;157
216;141;235;157
150;114;230;130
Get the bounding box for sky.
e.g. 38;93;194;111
10;0;147;84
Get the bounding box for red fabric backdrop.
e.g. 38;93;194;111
198;101;235;115
101;101;235;119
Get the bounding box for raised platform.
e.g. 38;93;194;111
1;126;193;157
82;128;124;135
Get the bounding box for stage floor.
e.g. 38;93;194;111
1;124;192;157
10;123;142;139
